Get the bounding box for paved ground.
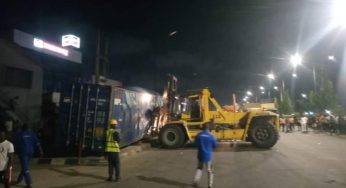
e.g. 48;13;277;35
11;131;346;188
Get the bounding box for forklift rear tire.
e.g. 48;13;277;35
250;123;279;148
159;125;186;149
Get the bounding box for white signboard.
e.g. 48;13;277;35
34;38;69;56
13;29;82;64
62;35;80;48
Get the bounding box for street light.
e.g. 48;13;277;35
290;53;303;67
292;73;298;78
273;86;279;90
267;73;275;80
328;55;335;61
331;0;346;28
301;93;307;98
325;110;332;115
246;91;253;96
259;86;265;90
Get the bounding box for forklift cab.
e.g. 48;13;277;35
178;96;203;122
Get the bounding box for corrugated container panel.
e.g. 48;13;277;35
80;84;111;153
56;82;76;154
110;88;163;147
56;83;110;155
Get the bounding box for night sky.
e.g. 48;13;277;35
2;0;346;105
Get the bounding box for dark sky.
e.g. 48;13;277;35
2;0;346;104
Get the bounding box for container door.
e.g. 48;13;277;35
80;84;111;153
58;83;82;152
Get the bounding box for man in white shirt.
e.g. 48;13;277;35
0;131;14;188
300;115;308;133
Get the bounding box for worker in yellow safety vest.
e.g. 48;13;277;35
105;119;121;182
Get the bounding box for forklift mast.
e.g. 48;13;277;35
162;74;178;120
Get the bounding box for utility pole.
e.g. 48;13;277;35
232;93;236;106
94;30;110;84
95;30;101;84
280;80;285;102
313;66;317;92
102;37;110;77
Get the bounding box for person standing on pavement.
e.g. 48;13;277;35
288;116;295;132
192;119;218;188
284;117;290;133
105;119;121;182
14;124;43;188
300;115;308;133
279;116;286;132
0;131;14;188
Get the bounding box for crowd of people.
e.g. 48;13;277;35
279;113;343;134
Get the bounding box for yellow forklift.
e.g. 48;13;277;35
158;75;279;149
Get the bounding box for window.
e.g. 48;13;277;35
3;66;33;89
190;97;201;119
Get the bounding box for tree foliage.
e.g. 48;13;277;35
279;90;294;115
309;80;341;114
296;98;311;112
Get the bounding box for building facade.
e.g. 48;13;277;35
0;38;43;126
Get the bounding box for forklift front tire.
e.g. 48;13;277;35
159;125;186;149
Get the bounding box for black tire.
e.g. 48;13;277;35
249;123;279;148
159;125;186;149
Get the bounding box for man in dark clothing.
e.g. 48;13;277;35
192;119;218;188
105;119;121;182
14;124;43;188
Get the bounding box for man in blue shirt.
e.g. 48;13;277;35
14;124;43;188
193;119;217;188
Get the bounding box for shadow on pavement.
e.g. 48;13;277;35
49;168;105;180
11;184;25;188
230;144;271;152
50;181;109;188
150;142;271;152
46;168;111;188
136;175;191;188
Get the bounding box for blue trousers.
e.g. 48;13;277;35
107;152;120;179
17;154;32;185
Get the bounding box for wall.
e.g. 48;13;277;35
0;39;43;126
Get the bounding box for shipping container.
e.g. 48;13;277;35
56;83;110;155
43;82;162;156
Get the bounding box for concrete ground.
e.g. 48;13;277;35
10;132;346;188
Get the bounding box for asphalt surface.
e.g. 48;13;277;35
11;131;346;188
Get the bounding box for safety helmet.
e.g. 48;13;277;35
110;119;118;125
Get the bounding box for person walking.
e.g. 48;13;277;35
15;124;43;188
192;119;218;188
105;119;121;182
0;131;14;188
